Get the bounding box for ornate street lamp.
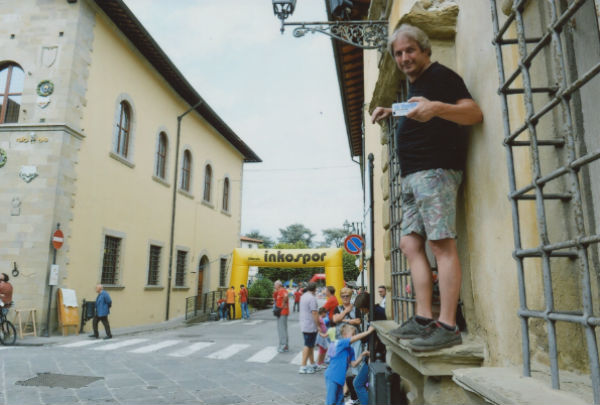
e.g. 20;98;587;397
272;0;387;51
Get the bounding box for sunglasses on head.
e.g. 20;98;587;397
341;295;350;298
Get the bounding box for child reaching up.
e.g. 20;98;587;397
325;324;375;405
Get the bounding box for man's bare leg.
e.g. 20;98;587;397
400;233;433;318
429;238;461;327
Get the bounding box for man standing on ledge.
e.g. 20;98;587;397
90;284;112;340
371;24;483;351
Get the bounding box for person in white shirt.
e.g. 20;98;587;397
378;285;387;309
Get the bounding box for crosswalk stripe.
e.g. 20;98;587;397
0;346;16;351
60;340;105;348
168;341;215;357
219;320;243;326
246;346;278;363
206;343;249;359
93;338;148;351
243;320;264;326
128;340;181;354
291;351;303;365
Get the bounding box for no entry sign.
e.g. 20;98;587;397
344;234;363;255
52;229;64;250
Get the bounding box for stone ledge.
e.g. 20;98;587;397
453;367;591;405
372;320;484;376
0;122;85;139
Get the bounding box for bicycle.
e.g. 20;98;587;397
0;303;16;345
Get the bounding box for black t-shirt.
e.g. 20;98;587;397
395;62;473;177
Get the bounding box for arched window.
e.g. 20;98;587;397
203;164;212;202
181;150;192;192
115;101;132;157
155;132;168;179
222;177;230;212
0;63;24;124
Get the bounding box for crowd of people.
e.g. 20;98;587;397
272;280;387;405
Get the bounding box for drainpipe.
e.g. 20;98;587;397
166;100;203;321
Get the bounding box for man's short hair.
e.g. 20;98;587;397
306;282;317;292
388;24;432;57
326;286;335;295
378;285;386;290
1;273;8;282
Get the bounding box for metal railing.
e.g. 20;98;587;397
185;290;225;321
490;0;600;402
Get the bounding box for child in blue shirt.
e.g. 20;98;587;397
325;324;375;405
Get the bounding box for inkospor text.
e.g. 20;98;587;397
261;251;327;264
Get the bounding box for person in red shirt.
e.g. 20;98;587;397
322;286;339;325
274;280;290;352
293;288;302;312
0;273;13;316
239;284;249;320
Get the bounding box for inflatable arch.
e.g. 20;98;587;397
228;248;345;319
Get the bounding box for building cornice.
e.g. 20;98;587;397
0;123;86;139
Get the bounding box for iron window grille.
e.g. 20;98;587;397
222;178;230;212
101;236;121;285
147;245;161;286
115;101;131;157
0;63;24;124
490;0;600;402
219;258;228;288
175;250;187;287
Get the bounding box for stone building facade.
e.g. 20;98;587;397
0;0;259;331
331;0;600;403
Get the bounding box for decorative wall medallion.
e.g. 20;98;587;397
19;166;38;183
41;46;58;68
0;148;6;168
37;96;51;109
36;80;54;97
11;197;21;216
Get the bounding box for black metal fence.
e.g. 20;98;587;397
185;290;225;321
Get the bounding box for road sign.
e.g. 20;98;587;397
52;229;64;250
344;234;363;255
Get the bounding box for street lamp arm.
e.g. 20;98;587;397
282;21;388;51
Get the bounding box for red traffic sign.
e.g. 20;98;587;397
52;229;64;250
344;234;363;255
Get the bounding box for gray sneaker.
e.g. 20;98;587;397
389;317;433;339
408;323;462;352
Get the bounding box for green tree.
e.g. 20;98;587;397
245;230;274;248
342;251;360;281
322;227;347;247
278;223;315;247
248;277;274;309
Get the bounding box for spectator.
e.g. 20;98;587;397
299;282;320;374
315;307;330;370
378;285;387;309
293;288;302;312
0;273;13;315
240;284;250;320
324;325;374;405
226;286;236;320
274;280;289;353
322;286;338;326
89;284;112;340
217;297;227;321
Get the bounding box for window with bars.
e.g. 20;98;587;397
115;101;131;157
147;245;161;286
175;250;187;287
0;63;24;124
204;164;212;202
222;177;230;212
101;236;121;285
181;150;191;192
219;257;228;288
490;0;600;402
155;132;168;179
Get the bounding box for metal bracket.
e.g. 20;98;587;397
282;20;388;50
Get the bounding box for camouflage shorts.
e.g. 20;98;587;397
400;168;463;240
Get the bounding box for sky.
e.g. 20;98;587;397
122;0;364;243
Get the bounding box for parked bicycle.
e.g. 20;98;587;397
0;303;16;345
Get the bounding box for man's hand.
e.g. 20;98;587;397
406;96;438;122
371;107;392;124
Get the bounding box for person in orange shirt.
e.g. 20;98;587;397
0;273;13;316
226;286;237;320
274;280;290;352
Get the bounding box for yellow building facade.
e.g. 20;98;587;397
0;0;259;331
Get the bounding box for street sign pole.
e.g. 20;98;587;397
44;224;62;337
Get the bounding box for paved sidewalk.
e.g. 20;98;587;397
14;315;189;347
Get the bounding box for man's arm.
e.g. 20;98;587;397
312;310;320;330
371;107;393;124
407;97;483;125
